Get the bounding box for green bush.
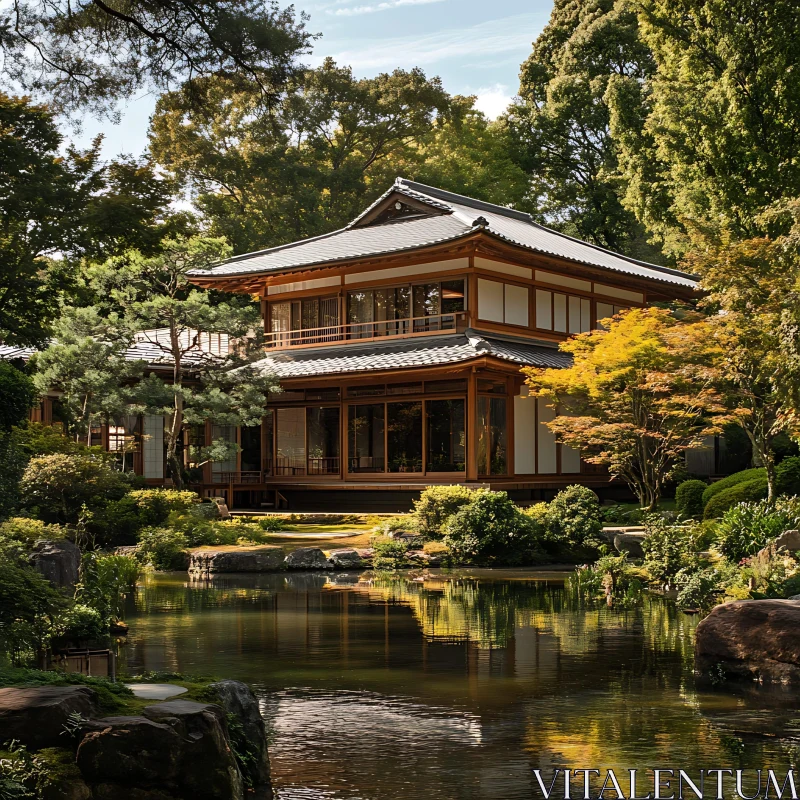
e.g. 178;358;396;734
90;489;201;546
675;480;707;519
443;491;542;566
544;485;602;547
0;362;35;432
701;468;765;507
703;476;768;519
371;536;413;569
641;517;701;587
136;528;189;571
674;566;720;611
569;553;643;608
20;453;134;523
58;603;105;643
76;553;140;624
715;498;800;562
0;517;66;544
412;485;477;539
776;456;800;496
0;553;65;663
257;516;287;532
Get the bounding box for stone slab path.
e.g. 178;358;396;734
124;684;188;700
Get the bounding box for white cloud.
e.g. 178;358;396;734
326;13;540;70
329;0;445;16
473;84;514;119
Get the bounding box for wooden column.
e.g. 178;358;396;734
466;368;478;482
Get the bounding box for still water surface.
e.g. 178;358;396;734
121;570;800;800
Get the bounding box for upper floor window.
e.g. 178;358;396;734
477;278;529;326
347;279;465;338
535;289;592;334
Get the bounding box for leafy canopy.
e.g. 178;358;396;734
524;306;724;510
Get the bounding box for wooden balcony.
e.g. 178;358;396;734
264;312;470;351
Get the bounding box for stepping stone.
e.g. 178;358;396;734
124;683;188;700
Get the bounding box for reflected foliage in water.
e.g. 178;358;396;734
121;569;799;800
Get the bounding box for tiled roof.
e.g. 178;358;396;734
189;178;697;290
0;336;215;368
251;329;571;379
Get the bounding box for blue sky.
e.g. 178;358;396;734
76;0;553;159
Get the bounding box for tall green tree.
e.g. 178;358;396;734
685;202;800;498
0;94;103;345
149;58;456;253
31;307;144;446
87;236;278;485
507;0;662;260
1;0;312;116
412;104;529;209
608;0;800;257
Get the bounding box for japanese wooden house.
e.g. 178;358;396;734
183;179;698;511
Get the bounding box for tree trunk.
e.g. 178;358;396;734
166;324;184;489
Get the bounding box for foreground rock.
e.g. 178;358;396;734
78;700;242;800
613;532;645;559
695;599;800;683
328;548;364;569
285;547;331;570
210;680;272;794
0;686;100;749
189;547;285;574
29;539;81;588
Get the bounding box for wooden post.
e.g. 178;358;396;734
466;368;478;482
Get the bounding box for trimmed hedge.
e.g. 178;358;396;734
675;480;707;519
701;468;766;507
703;476;769;519
776;456;800;496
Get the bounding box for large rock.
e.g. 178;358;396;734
189;547;285;575
284;547;331;570
29;539;81;588
142;701;243;799
613;532;646;559
328;548;364;569
78;701;242;800
209;680;272;796
0;686;100;749
695;599;800;683
769;529;800;554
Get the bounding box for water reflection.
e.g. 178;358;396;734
121;570;800;800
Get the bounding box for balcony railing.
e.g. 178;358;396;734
265;311;470;350
210;457;341;483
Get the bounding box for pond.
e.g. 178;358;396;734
120;570;799;800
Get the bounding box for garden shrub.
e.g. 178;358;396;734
257;515;287;532
0;554;65;663
675;480;707;519
190;501;221;521
543;485;602;547
703;476;768;519
715;498;800;562
443;491;542;566
701;467;765;507
569;553;643;608
76;553;140;624
373;515;416;537
674;566;719;611
0;517;66;544
641;516;702;587
58;603;106;643
20;453;135;523
371;536;413;569
776;456;800;496
412;485;477;539
136;528;189;570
